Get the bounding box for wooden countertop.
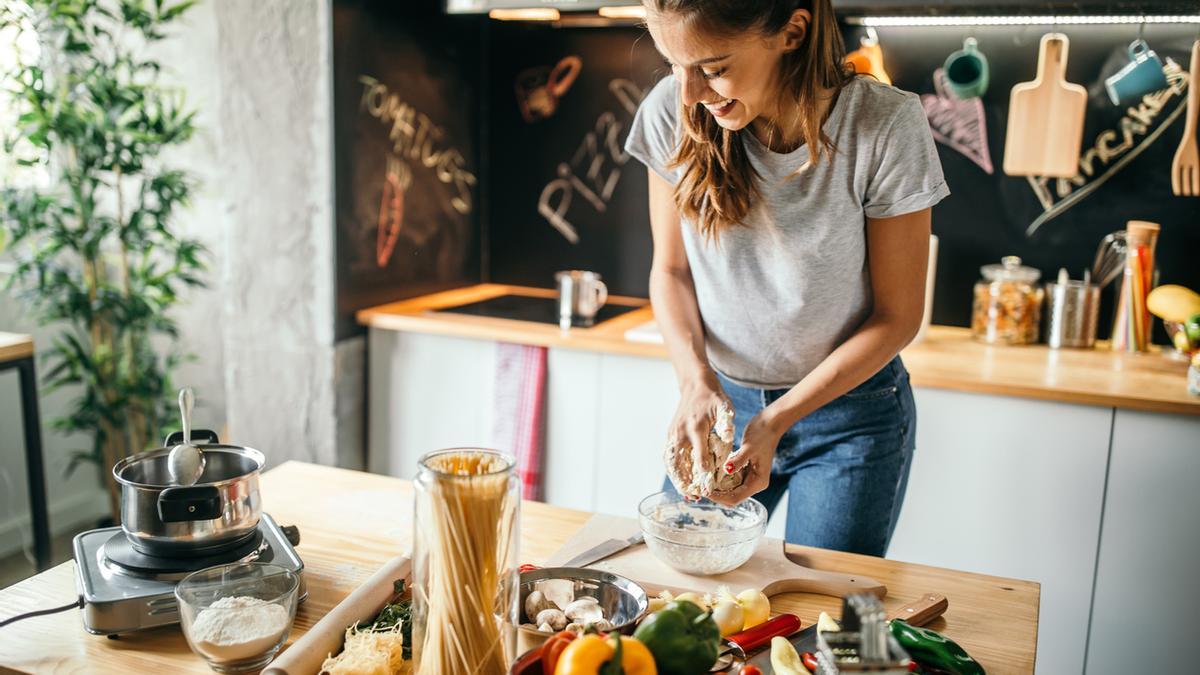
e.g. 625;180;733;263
0;462;1041;674
358;284;1199;416
0;332;33;364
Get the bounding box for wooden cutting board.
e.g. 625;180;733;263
545;514;886;600
1003;32;1086;177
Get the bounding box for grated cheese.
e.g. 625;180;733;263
320;624;410;675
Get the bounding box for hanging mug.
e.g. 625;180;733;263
943;37;989;99
515;55;582;123
1104;39;1168;106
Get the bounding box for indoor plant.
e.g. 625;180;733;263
0;0;205;519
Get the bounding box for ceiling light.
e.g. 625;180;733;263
488;8;561;21
598;6;646;20
850;14;1200;27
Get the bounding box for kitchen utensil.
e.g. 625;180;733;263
1104;39;1169;106
1111;220;1160;352
264;556;410;675
545;513;886;601
167;387;205;486
555;270;608;329
176;562;300;673
1045;274;1100;349
1003;33;1086;177
1170;40;1199;196
747;593;949;670
638;492;767;575
710;613;803;671
516;566;649;654
561;532;645;568
113;429;264;556
846;30;891;85
944;37;989;99
1091;230;1128;290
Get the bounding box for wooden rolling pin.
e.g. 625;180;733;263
264;555;411;675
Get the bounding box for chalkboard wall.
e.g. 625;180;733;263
333;1;483;339
483;21;1200;334
334;4;1200;338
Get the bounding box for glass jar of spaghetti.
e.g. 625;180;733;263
971;256;1044;345
412;448;520;675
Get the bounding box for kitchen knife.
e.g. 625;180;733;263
746;593;948;670
560;532;644;568
711;613;803;671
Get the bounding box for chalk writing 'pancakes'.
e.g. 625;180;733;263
1024;60;1188;237
359;75;477;216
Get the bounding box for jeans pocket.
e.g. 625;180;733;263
843;360;900;400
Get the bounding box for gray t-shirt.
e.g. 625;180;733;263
625;74;949;389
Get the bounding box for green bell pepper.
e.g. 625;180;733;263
632;600;721;675
891;619;985;675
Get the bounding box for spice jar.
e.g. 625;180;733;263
971;256;1044;345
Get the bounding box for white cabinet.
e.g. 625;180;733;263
1085;410;1200;675
888;388;1112;675
367;329;497;478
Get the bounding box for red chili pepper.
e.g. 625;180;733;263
801;651;820;671
741;666;763;675
540;630;577;674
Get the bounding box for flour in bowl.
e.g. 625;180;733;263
188;596;290;661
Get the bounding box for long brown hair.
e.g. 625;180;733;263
645;0;852;240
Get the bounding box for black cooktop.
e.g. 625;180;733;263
435;294;641;327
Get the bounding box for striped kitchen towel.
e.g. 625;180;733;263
492;342;548;500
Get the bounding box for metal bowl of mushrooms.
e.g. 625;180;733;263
517;567;649;654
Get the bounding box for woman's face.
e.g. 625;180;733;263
647;13;798;132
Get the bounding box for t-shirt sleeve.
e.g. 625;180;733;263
624;76;683;184
863;94;950;219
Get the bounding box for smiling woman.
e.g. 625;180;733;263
627;0;950;556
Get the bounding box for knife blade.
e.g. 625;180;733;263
746;593;948;670
560;532;644;568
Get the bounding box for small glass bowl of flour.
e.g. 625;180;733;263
175;562;300;672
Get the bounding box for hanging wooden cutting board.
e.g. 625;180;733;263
544;513;886;600
1003;33;1087;177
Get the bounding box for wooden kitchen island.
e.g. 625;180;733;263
0;462;1040;674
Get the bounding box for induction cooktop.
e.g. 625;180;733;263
435;293;641;327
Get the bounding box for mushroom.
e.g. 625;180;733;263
564;622;584;635
564;597;604;624
538;622;553;633
525;590;556;623
535;608;568;632
589;618;614;632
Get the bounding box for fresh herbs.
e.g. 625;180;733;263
357;579;413;660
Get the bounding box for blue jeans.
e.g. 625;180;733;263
666;357;916;557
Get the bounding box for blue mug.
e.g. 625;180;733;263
1104;39;1168;106
943;37;989;99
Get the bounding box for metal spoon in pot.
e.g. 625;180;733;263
167;387;205;485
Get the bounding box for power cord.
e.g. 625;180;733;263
0;597;83;628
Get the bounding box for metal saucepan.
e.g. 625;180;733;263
112;430;264;556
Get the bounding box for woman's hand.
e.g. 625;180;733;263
667;375;730;479
709;411;785;506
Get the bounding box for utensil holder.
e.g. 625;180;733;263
1111;221;1160;352
1045;281;1100;348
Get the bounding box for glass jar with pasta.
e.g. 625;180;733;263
971;256;1044;345
411;448;520;675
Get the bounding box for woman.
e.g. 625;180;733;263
625;0;948;556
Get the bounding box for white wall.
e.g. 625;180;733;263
0;0;344;560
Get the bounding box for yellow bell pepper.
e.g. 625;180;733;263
553;634;657;675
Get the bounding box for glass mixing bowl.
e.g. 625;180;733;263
637;491;766;575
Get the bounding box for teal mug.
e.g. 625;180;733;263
1104;39;1168;106
943;37;989;99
